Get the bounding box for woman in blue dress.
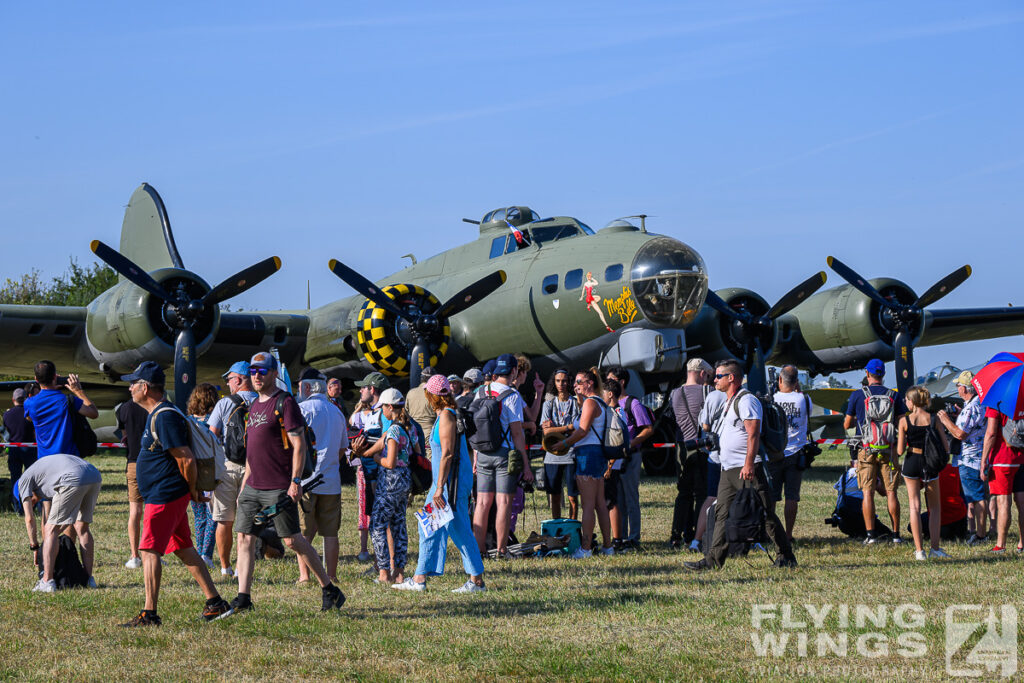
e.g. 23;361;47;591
393;374;486;593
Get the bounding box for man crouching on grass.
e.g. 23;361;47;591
120;362;234;627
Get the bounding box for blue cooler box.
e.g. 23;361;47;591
541;518;582;555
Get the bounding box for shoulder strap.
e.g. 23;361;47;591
147;405;181;451
731;389;749;422
676;386;699;434
861;386;871;400
228;393;245;408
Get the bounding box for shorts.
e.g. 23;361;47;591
767;455;803;502
235;485;302;538
574;444;607;479
211;460;246;522
706;461;721;497
47;481;101;526
901;451;939;482
125;462;144;504
604;469;624;510
856;450;902;493
140;493;193;555
300;491;342;537
959;465;987;503
988;465;1020;496
544;462;579;498
476;450;518;495
1014;466;1024;494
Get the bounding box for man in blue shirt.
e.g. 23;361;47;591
23;360;98;456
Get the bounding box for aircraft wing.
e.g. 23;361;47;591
920;307;1024;347
806;387;853;413
0;304;89;378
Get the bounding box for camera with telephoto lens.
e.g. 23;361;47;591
684;432;719;454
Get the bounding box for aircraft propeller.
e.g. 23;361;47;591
704;271;828;394
827;256;971;395
90;240;281;410
328;259;507;387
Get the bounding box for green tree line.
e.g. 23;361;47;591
0;258;117;307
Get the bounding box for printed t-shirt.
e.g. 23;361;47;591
382;423;412;466
136;401;191;504
773;391;812;457
245;390;305;490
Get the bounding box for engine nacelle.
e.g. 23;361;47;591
776;277;918;372
85;268;219;374
684;287;774;362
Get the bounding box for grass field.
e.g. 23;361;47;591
1;450;1021;681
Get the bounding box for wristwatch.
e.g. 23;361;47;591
292;477;302;485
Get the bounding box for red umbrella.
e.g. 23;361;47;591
972;352;1024;420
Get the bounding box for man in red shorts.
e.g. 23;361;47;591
119;361;234;626
980;405;1024;553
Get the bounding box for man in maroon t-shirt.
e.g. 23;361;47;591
230;352;345;614
980;407;1024;552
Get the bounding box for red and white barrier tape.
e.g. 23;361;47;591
1;442;125;448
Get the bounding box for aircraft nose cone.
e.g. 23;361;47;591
629;237;708;327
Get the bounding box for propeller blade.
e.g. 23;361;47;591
913;264;972;309
408;339;432;389
746;344;768;396
438;271;508;319
327;259;412;322
172;325;197;412
766;271;828;319
893;327;916;396
90;240;173;303
202;256;282;307
704;289;746;322
826;256;893;309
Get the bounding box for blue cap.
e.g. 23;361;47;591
481;359;497;377
249;352;278;371
121;361;166;385
222;361;250;379
493;353;517;376
865;358;885;376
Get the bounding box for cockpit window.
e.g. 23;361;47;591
630;237;708;327
489;236;507;258
531;225;580;244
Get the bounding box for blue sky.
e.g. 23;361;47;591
1;2;1021;381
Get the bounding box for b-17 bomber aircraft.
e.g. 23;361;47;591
1;183;1022;427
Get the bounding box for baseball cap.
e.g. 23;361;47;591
379;387;405;405
686;357;713;373
121;361;166;385
481;359;497;377
865;359;885;376
355;371;389;390
427;374;452;396
298;367;326;381
222;361;250;380
463;368;483;384
420;366;436;380
12;388;26;402
250;352;278;371
954;370;974;386
493;353;517;376
446;374;462;384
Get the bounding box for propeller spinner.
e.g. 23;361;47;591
91;239;281;409
827;256;971;394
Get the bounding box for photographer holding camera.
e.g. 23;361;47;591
768;365;816;542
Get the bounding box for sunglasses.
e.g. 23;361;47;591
715;373;733;379
249;367;270;376
575;378;589;385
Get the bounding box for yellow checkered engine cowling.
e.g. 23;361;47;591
355;283;450;377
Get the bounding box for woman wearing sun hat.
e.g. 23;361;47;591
394;374;486;593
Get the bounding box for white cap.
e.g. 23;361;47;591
687;357;713;373
379;387;405;405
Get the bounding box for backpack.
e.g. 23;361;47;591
729;390;787;462
725;483;767;550
271;393;317;480
149;406;227;491
222;394;249;465
53;534;89;589
860;387;896;450
67;396;97;458
588;396;627;461
703;500;750;560
467;385;513;453
1003;417;1024;450
922;415;949;474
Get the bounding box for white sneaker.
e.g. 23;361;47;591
600;545;615;556
571;547;593;559
200;555;214;568
452;580;486;593
357;551;372;563
220;567;235;578
124;557;142;569
929;548;951;559
914;550;928;561
391;578;426;592
87;576;98;589
32;579;56;593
